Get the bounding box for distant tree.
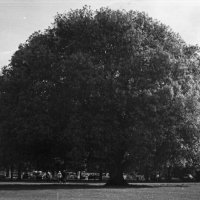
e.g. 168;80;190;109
0;6;200;185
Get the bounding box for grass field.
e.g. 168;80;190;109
0;182;199;200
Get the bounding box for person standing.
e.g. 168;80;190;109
57;171;62;183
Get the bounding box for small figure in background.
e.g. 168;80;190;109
57;171;62;183
156;173;160;182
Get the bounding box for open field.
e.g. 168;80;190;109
0;182;199;200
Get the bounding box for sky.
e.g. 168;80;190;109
0;0;200;67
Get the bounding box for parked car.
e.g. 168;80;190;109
102;173;110;180
123;173;136;181
88;173;100;180
31;171;46;180
22;172;33;179
182;174;194;181
66;172;77;180
0;170;6;180
80;171;88;180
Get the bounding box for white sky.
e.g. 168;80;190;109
0;0;200;67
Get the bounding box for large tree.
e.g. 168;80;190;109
0;6;200;185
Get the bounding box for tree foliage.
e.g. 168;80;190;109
0;6;200;185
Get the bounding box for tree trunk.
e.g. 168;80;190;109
6;167;9;177
99;167;103;181
11;165;14;180
17;164;22;180
106;164;128;186
166;166;172;181
144;171;150;181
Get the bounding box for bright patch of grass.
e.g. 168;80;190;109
0;182;199;200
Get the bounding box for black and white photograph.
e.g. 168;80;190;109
0;0;200;199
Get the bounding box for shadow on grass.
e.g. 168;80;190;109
0;182;189;191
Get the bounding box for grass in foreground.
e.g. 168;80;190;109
0;182;199;200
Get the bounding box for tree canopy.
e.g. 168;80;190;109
0;6;200;185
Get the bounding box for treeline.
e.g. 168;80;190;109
0;6;200;185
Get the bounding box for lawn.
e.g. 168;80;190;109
0;182;199;200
